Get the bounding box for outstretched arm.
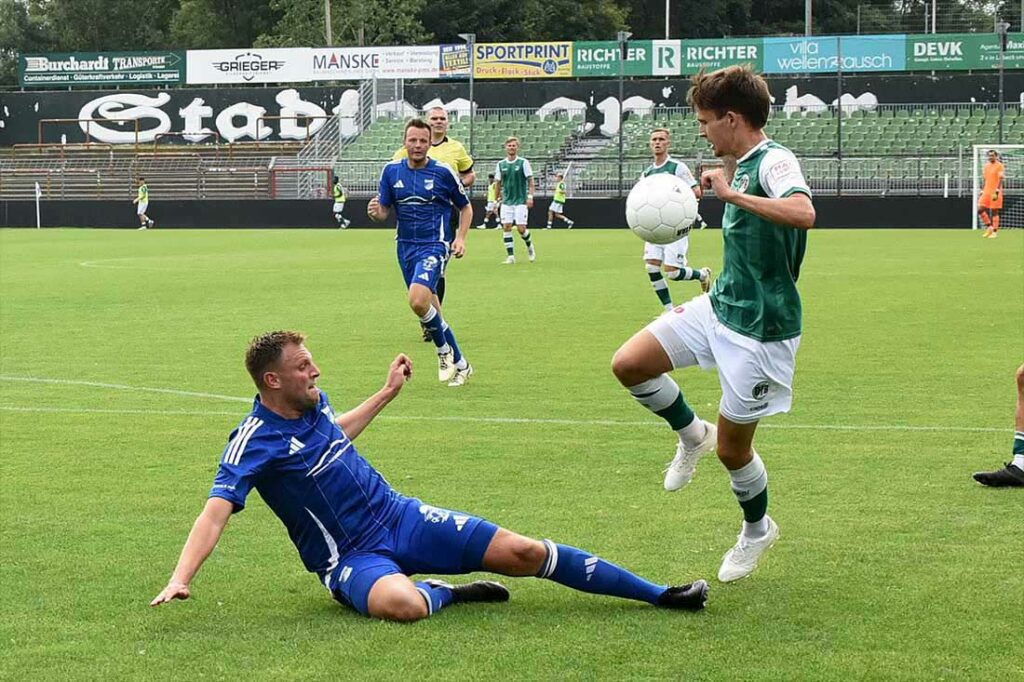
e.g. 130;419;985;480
151;497;234;606
335;354;412;440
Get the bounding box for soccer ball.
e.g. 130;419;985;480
625;174;699;244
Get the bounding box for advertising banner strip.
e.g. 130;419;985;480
20;52;184;87
763;35;907;74
907;32;1024;70
187;48;312;85
439;44;470;79
311;46;439;80
474;42;573;79
679;38;762;75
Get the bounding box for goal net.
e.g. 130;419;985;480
972;144;1024;230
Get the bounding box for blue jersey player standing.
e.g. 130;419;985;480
368;118;473;387
151;331;709;621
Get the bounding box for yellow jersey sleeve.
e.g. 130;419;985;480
392;147;408;161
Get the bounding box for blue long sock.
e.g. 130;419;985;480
414;581;455;616
537;540;666;604
442;323;465;365
419;306;449;351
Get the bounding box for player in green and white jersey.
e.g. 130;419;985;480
546;172;574;229
133;177;154;230
641;129;711;310
495;137;536;264
612;65;816;584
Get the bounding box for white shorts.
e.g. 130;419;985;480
136;202;148;216
549;201;564;214
332;201;345;213
643;235;689;269
501;204;529;226
486;201;499;213
646;293;800;424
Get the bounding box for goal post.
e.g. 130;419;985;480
972;144;1023;230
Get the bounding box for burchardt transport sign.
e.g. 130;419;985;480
19;52;184;87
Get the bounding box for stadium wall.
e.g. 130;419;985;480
0;197;972;229
3;73;1024;145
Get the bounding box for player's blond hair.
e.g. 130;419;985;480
505;136;520;145
246;330;308;389
687;65;771;130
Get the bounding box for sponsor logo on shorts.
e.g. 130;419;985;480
673;305;686;314
340;565;353;583
422;256;439;271
750;403;768;412
751;381;771;400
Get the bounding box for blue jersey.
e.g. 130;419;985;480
378;158;469;245
210;391;406;581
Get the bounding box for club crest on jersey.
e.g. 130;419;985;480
424;179;434;190
733;173;750;194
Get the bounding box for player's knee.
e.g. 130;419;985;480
370;592;429;623
611;347;651;386
1015;364;1024;390
508;536;547;574
408;291;431;317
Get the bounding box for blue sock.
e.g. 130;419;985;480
442;323;466;366
419;306;449;351
537;540;666;604
414;581;455;616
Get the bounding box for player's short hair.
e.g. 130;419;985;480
505;136;519;145
138;177;146;182
404;118;431;135
650;128;671;138
245;330;307;389
426;106;448;117
687;65;771;130
488;173;495;180
555;172;564;179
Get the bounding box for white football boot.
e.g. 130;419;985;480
437;350;456;382
447;364;473;387
663;419;717;491
718;516;780;583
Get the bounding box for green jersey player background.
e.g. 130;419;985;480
611;65;816;584
641;129;710;310
495;137;536;264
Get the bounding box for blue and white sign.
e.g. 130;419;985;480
764;35;906;74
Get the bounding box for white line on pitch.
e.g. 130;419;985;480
0;374;1005;438
0;375;250;403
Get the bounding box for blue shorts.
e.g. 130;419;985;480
327;497;499;616
397;242;449;293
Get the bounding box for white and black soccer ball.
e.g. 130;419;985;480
625;174;699;245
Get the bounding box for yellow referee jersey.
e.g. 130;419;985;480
392;137;474;174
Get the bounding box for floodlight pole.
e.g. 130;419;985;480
665;0;670;39
324;0;333;45
805;0;812;35
459;33;476;158
617;31;632;198
998;22;1009;144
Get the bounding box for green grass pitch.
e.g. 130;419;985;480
1;227;1021;680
